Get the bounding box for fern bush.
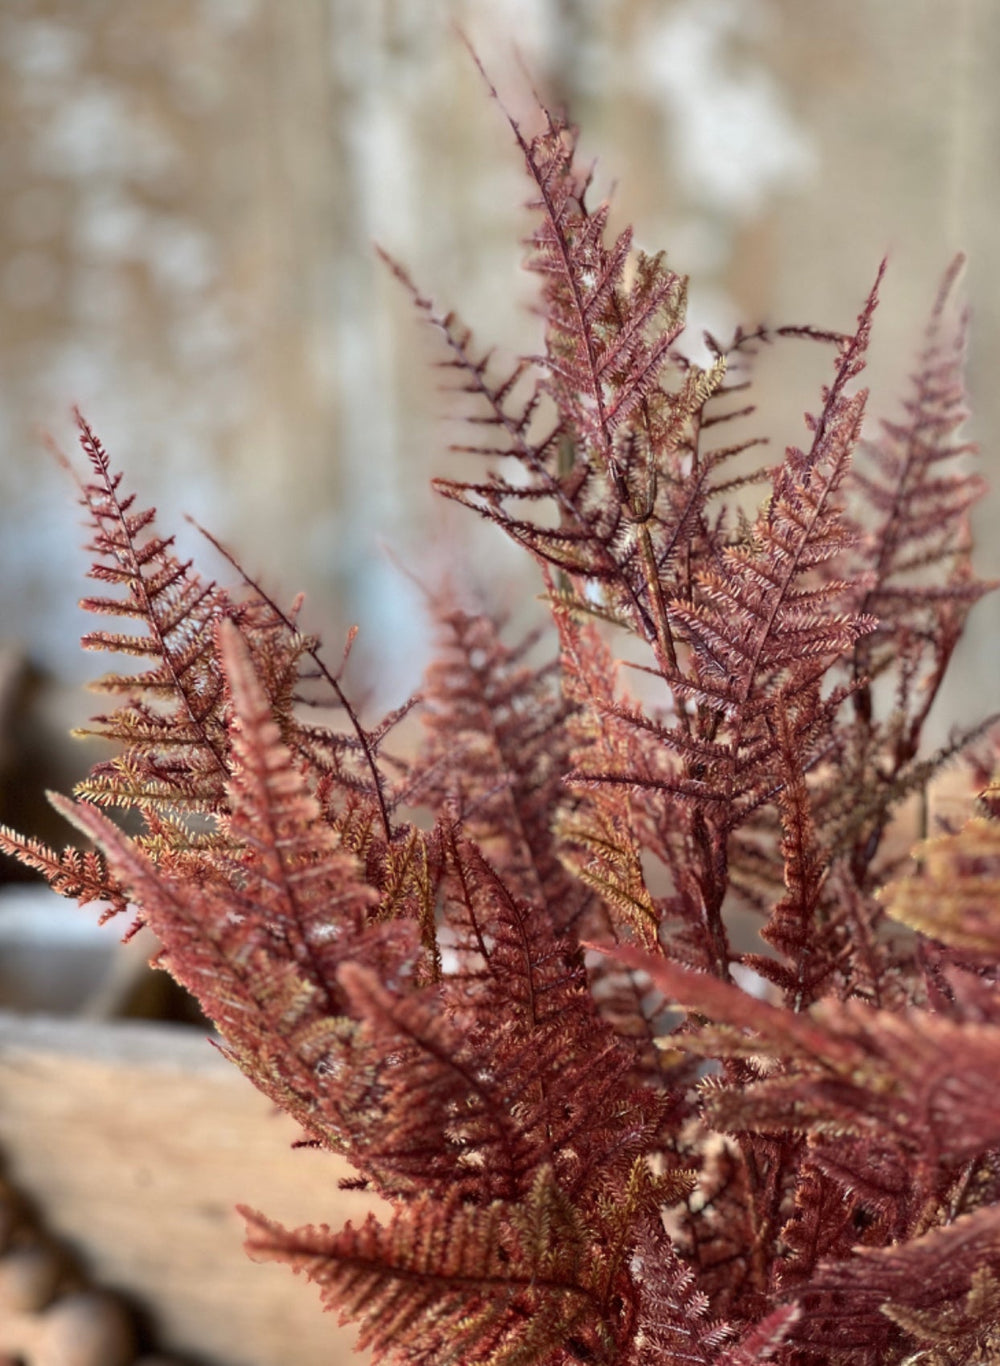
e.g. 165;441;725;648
5;79;1000;1366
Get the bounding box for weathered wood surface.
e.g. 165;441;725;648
0;1012;376;1366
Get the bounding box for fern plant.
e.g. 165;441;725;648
4;80;1000;1366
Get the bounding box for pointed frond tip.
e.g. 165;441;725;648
0;819;127;917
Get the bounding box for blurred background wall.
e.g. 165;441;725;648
1;0;997;786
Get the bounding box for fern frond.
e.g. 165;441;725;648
667;270;882;736
854;256;990;631
628;1220;736;1366
612;944;1000;1174
514;108;685;476
776;1162;875;1287
47;627;417;1154
190;515;406;840
549;602;657;946
882;810;1000;955
0;824;125;914
755;696;842;1009
242;1168;619;1366
413;601;582;919
841;257;997;866
341;850;669;1205
714;1305;800;1366
881;1266;1000;1365
787;1205;1000;1357
70;413;234;812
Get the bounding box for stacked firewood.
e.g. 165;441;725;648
0;1174;190;1366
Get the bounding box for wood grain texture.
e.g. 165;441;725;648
0;1013;377;1366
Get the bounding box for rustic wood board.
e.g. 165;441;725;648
0;1012;378;1366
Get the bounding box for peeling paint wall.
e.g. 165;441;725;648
1;0;996;729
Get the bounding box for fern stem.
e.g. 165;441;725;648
190;519;394;842
636;522;691;739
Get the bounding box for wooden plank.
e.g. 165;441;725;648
0;1013;377;1366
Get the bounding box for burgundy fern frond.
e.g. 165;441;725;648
715;1305;801;1366
242;1168;622;1366
836;258;998;872
189;515;405;842
513;107;686;481
337;830;671;1206
775;1164;869;1288
628;1221;736;1366
0;825;125;915
413;598;585;924
216;623;393;996
48;627;415;1153
551;598;659;946
335;959;540;1202
788;1206;1000;1357
68;413;235;813
667;271;882;740
853;256;990;637
750;695;843;1009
